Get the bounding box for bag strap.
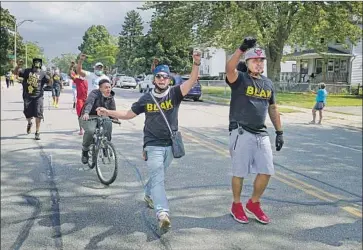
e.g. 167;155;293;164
150;93;174;138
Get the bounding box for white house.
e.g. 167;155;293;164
197;46;297;78
283;25;362;86
198;47;226;77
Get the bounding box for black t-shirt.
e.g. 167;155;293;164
226;71;275;135
19;68;49;99
131;85;184;147
52;74;62;88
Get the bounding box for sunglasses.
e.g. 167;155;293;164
155;74;170;80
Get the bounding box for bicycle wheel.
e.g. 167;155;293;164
95;141;118;185
88;144;96;169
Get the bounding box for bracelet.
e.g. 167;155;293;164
193;61;201;66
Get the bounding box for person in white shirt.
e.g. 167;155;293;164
76;54;106;94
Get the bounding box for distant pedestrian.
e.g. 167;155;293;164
309;82;328;125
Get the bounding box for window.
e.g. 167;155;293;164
315;59;323;74
334;59;340;73
340;59;348;72
320;38;325;44
300;60;309;74
292;64;297;72
327;60;334;72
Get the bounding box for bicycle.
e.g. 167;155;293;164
87;116;121;185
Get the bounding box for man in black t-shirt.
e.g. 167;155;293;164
96;51;201;232
14;58;51;140
51;69;63;108
226;37;284;225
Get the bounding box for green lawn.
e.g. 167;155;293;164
202;86;362;108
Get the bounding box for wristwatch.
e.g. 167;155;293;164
193;61;201;66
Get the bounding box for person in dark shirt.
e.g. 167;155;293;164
96;51;201;232
51;69;63;108
14;58;51;140
225;37;284;225
79;77;116;164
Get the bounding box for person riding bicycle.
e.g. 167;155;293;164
79;77;116;164
14;58;51;140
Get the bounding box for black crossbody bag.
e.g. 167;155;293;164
150;93;185;158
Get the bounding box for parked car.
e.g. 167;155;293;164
60;73;70;86
116;76;137;88
173;74;202;101
112;73;125;86
135;74;145;84
138;74;155;93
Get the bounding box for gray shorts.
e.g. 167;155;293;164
314;102;325;110
229;128;274;178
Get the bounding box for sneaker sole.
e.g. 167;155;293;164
245;208;270;224
230;210;249;224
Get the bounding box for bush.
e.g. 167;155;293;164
351;84;362;96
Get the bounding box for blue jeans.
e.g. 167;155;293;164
144;146;173;217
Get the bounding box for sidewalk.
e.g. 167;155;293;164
203;94;362;130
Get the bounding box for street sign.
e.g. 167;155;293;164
8;55;15;59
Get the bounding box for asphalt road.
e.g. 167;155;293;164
1;85;362;250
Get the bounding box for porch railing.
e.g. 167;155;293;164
279;72;349;84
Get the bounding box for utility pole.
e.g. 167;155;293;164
14;19;34;67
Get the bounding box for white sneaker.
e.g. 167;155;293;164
158;212;171;231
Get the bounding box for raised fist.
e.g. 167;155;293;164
79;54;87;62
239;37;257;52
192;49;201;64
17;59;24;67
153;58;160;65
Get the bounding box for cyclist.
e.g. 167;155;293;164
14;58;51;140
96;51;201;231
76;53;106;94
79;77;116;164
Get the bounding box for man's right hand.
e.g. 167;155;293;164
96;107;108;116
239;37;257;52
82;113;89;121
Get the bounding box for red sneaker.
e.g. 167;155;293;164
230;202;249;223
245;199;270;224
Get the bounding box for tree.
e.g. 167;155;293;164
143;2;363;80
119;9;194;75
51;53;77;73
88;44;119;74
117;10;144;75
78;25;114;71
23;42;47;67
0;7;25;74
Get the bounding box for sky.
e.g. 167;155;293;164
2;1;154;60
